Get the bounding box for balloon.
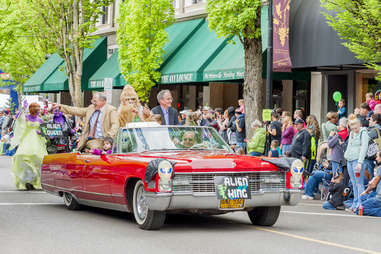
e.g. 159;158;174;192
333;91;342;102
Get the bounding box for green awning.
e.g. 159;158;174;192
43;37;107;92
88;50;126;90
22;54;63;93
87;18;204;90
160;20;227;84
203;36;244;81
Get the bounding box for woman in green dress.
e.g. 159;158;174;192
11;102;47;190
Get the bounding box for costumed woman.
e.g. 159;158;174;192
118;85;152;127
10;102;47;190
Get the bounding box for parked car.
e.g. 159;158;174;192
41;123;303;230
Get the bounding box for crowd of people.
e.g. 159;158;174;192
177;94;381;218
4;85;381;218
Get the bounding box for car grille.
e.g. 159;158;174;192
172;172;286;194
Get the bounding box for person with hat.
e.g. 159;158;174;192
290;119;311;161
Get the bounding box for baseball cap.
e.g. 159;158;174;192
295;119;304;125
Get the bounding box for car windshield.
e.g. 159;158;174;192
116;126;232;153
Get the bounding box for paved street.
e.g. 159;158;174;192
0;156;380;254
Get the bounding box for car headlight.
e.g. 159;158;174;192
158;160;173;192
290;159;304;188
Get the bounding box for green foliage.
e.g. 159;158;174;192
207;0;262;43
0;0;49;85
322;0;381;80
117;0;175;103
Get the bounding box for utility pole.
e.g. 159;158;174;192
265;0;273;109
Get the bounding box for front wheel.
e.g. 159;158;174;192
63;192;81;210
132;180;166;230
247;206;281;226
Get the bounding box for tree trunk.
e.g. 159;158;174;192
243;36;263;139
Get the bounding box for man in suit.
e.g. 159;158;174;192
151;90;179;125
53;92;119;151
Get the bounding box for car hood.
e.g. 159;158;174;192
135;150;279;172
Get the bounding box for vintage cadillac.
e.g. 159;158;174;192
41;123;303;230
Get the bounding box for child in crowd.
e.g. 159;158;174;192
322;172;348;210
92;137;113;155
366;92;380;112
152;114;162;125
337;99;347;119
268;140;280;157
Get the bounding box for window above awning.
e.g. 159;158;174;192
22;54;63;93
42;37;107;92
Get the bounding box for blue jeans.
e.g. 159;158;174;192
364;159;375;179
282;144;292;155
331;161;343;175
304;170;332;197
322;201;336;210
356;197;381;217
236;142;246;151
250;152;263;156
347;160;365;210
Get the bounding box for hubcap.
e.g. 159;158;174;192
136;184;148;220
64;193;72;205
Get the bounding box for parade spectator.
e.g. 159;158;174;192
268;111;282;144
322;172;347;210
365;113;381;178
366;92;380;112
226;106;237;146
281;116;294;155
302;159;332;200
200;109;219;130
293;109;304;122
344;114;369;212
53;92;119;151
268;140;280;157
152;90;179;125
338;99;347;119
0;111;5;138
356;102;370;127
328;117;348;176
290;119;311;161
247;120;266;156
218;109;230;143
234;108;246;151
275;108;283;119
358;151;381;217
281;111;291;119
306;114;321;142
238;99;245;114
322;112;338;142
374;104;381;115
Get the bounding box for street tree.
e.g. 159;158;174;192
23;0;113;107
117;0;175;103
0;0;49;86
207;0;263;137
322;0;381;80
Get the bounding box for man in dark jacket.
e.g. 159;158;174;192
151;90;179;125
290;119;311;160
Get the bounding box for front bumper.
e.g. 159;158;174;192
144;190;301;211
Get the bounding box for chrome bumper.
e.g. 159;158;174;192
144;190;301;211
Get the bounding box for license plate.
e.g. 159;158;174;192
215;176;251;200
219;199;244;209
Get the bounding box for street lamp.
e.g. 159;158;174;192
262;0;273;109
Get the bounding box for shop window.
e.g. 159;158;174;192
293;80;310;118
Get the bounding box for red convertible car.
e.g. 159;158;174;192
41;123;303;230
